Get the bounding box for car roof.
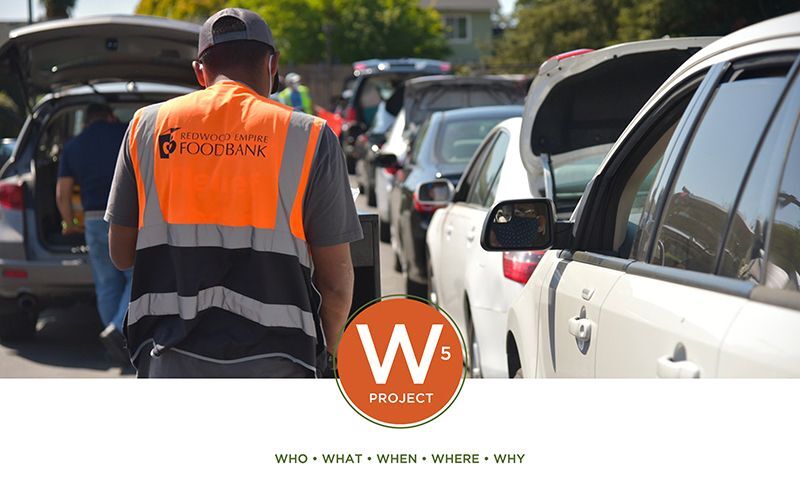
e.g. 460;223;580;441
351;58;450;76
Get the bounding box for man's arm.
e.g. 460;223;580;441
55;177;80;234
105;124;140;269
108;223;137;270
302;126;364;353
310;243;354;354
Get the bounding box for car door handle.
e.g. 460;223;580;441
466;227;476;242
567;316;593;342
656;356;701;378
445;225;454;237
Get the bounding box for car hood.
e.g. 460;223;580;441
0;15;199;112
404;75;528;127
520;37;717;166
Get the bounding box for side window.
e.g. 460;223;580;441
604;85;697;260
650;71;786;273
466;130;509;207
765;138;800;291
453;132;495;203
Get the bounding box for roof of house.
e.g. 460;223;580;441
419;0;498;11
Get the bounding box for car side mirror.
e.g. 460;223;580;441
415;179;454;205
481;198;556;251
375;153;399;168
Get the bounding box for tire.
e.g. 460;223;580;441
465;304;483;379
379;220;391;243
404;276;427;298
0;300;37;341
393;252;402;273
367;187;377;207
426;256;438;305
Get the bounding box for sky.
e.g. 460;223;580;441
2;0;517;22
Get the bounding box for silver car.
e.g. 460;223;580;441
0;15;199;339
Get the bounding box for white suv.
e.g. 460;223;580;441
483;12;800;378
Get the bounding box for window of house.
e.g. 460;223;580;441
444;15;470;42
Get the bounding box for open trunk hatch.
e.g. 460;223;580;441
0;15;199;112
522;38;717;159
404;75;528;127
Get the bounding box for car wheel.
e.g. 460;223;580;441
403;269;427;298
367;188;377;207
465;304;483;379
0;299;37;341
379;220;391;243
426;256;438;305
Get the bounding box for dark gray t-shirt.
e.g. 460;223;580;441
105;123;363;247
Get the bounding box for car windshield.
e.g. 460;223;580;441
551;144;613;204
436;117;506;165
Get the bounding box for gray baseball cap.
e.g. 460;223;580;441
198;8;276;57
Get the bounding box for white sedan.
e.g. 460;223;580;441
426;117;545;378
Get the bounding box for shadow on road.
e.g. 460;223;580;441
0;304;134;375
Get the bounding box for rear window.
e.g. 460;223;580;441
437;117;506;165
357;76;406;127
408;86;524;125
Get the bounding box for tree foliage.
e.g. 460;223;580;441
487;0;800;73
40;0;76;20
136;0;449;64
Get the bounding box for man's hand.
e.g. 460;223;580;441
56;177;76;233
61;224;83;236
310;243;354;355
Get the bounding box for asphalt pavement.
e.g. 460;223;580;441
0;176;403;377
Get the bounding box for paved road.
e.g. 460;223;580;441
0;177;403;377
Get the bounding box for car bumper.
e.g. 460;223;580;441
0;258;94;299
471;305;511;378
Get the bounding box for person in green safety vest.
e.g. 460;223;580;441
278;72;313;114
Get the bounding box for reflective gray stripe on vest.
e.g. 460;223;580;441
133;104;166;228
136;224;311;267
127;286;317;338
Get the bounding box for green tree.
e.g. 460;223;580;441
135;0;449;64
486;0;618;73
136;0;227;22
40;0;76;19
487;0;800;74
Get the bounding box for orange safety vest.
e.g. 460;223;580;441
124;81;327;374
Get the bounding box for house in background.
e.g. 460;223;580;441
420;0;498;64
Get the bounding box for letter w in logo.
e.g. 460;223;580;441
356;324;443;385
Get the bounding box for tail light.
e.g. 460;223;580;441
384;166;399;176
2;269;28;279
440;62;452;73
503;250;546;285
0;182;23;210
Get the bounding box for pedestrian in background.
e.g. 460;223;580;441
56;102;130;364
105;8;362;377
278;72;314;114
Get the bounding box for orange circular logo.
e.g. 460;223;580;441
335;296;466;428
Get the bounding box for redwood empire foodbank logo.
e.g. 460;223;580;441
158;127;270;159
335;296;466;428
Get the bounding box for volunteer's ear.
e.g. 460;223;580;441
192;61;207;88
